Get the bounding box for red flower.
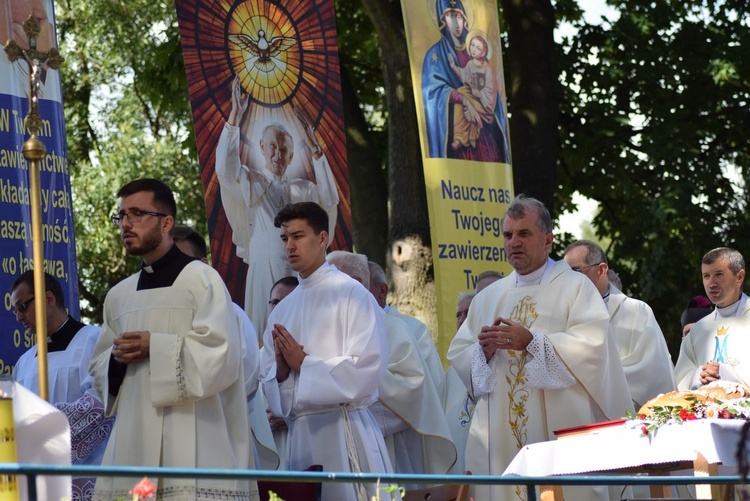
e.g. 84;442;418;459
641;426;649;435
719;409;732;419
130;477;156;499
639;414;646;420
679;409;697;421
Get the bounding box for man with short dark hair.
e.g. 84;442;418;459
11;270;110;500
448;195;632;500
260;202;391;501
89;179;255;500
675;247;750;389
564;240;676;408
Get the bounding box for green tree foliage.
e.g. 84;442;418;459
57;0;750;364
557;0;750;355
57;0;204;322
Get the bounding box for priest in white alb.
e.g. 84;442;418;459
564;240;676;408
90;179;255;501
260;202;392;501
448;195;633;501
675;247;750;389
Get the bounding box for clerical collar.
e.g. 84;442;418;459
137;244;197;291
37;315;86;355
715;293;748;319
602;284;611;305
514;258;555;288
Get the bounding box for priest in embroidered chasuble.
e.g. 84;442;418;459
448;196;633;501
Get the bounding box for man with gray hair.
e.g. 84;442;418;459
564;240;675;409
367;261;445;394
329;251;456;485
448;194;632;501
675;247;750;389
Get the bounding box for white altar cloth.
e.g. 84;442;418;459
14;382;72;501
503;419;746;477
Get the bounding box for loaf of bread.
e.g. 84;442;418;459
638;381;749;415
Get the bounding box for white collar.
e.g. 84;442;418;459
514;258;555;288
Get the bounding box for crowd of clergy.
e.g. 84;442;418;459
8;179;749;501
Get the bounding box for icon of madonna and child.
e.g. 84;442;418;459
421;0;510;163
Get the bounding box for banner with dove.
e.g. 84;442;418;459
175;0;351;336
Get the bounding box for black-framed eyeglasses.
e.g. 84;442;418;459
571;263;602;273
111;209;167;226
13;296;34;315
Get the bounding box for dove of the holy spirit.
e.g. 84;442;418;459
229;29;297;73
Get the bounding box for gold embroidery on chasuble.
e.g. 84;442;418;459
505;295;539;449
507;295;539;500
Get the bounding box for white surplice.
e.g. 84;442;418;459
448;260;633;501
369;312;455;486
386;306;445;395
260;262;392;501
675;294;750;390
215;123;339;336
607;286;676;407
90;261;255;501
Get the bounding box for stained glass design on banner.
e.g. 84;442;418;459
175;0;351;306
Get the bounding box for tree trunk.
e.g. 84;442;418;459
500;0;559;214
359;0;436;334
340;61;389;266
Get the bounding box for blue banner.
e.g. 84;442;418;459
0;0;80;373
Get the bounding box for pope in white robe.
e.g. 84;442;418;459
448;259;634;501
215;78;339;337
675;294;750;389
260;262;392;501
90;252;255;501
607;285;676;407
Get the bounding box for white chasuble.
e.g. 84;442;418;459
675;298;750;390
448;261;633;501
370;312;455;484
607;286;676;407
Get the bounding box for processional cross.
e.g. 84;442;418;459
4;16;64;402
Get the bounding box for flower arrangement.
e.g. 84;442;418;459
127;477;156;500
627;393;750;435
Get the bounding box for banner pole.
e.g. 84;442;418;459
24;136;49;402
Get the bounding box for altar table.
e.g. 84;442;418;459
503;419;748;500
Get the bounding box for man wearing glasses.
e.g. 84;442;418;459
563;240;676;410
10;270;111;501
90;178;256;500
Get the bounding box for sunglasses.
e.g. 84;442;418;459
13;296;34;315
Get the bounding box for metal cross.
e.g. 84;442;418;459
4;15;64;137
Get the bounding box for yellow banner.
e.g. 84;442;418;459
401;0;514;361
